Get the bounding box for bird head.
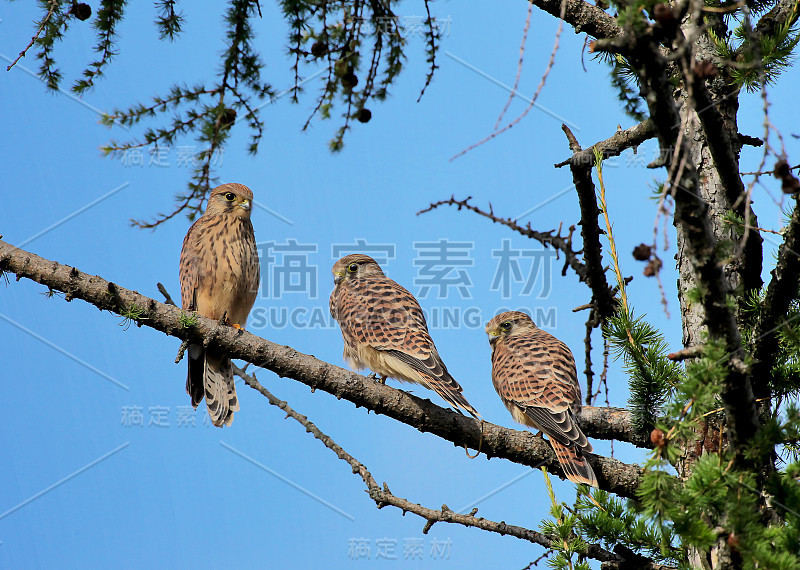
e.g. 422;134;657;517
485;311;538;345
205;183;254;219
331;254;384;285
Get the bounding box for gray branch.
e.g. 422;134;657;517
529;0;621;39
750;197;800;397
0;239;646;499
232;364;664;568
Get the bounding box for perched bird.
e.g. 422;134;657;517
179;183;260;427
486;311;597;486
330;254;479;418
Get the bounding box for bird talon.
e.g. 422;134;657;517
231;323;245;331
367;373;387;384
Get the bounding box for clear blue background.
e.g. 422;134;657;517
1;2;797;568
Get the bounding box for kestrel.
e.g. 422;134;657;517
330;254;479;418
179;183;260;427
486;311;597;486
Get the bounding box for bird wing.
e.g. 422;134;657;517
178;218;204;311
333;276;434;359
491;329;591;451
332;276;479;417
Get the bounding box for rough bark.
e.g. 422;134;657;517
528;0;621;39
676;13;763;351
0;239;647;499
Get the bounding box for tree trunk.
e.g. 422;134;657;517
674;14;763;569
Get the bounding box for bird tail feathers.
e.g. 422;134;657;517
186;345;238;427
550;439;598;487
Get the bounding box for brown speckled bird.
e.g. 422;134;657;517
179;183;260;427
330;254;479;418
486;311;597;486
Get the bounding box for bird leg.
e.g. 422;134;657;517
366;373;387;384
217;311;229;326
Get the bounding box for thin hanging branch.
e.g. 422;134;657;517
232;365;661;568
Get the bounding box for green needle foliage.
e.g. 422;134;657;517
604;309;683;435
575;487;683;566
155;0;184;41
25;0;438;226
631;337;800;568
707;2;800;92
119;302;146;330
179;311;199;328
540;469;591;570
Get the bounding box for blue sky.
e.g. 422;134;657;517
1;1;798;568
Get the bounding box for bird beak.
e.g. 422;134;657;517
333;271;344;285
239;199;251;211
487;331;500;345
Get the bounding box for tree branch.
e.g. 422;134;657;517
528;0;621;40
557;125;619;323
754;0;800;37
417;196;610;297
579;406;649;448
684;57;763;298
0;239;645;499
233;365;661;568
554;119;657;169
6;0;59;72
667;346;703;362
750;196;800;397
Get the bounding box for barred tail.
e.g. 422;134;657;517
198;350;239;428
550;439;598;487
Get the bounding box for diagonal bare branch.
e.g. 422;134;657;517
528;0;621;40
417;196;595;289
233;364;664;569
0;239;646;499
554;119;656;169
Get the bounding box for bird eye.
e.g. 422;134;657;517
501;322;512;330
348;263;359;272
224;192;236;201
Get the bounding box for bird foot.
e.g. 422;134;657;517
231;323;245;331
366;373;387;384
